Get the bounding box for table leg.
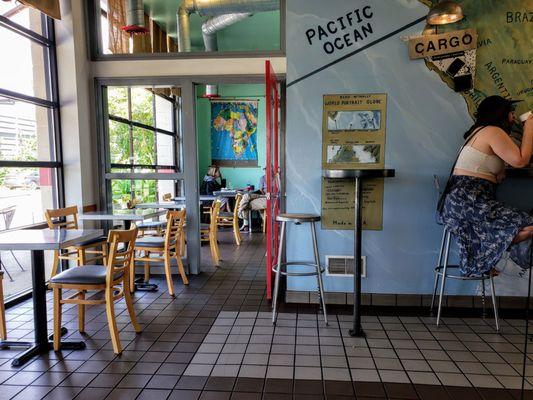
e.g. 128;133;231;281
126;219;158;292
5;250;86;367
350;177;365;337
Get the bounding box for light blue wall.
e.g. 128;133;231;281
285;0;533;296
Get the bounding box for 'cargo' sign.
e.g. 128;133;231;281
408;29;477;59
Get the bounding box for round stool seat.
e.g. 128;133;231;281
276;213;320;223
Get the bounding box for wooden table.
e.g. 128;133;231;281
0;229;103;366
136;201;185;210
323;169;395;337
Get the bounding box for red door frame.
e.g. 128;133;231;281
265;60;281;300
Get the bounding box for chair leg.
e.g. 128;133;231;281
233;218;242;246
78;248;86;266
272;221;286;325
144;251;150;283
102;243;108;266
430;272;439;316
163;253;175;297
481;279;487;319
49;250;60;288
489;274;500;332
175;253;189;285
311;221;327;325
436;231;452;326
53;286;62;351
130;253;136;294
123;276;141;333
9;251;24;271
78;291;85;333
105;288;121;354
210;232;220;266
0;275;6;340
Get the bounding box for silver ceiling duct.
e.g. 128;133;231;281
125;0;145;29
177;0;279;52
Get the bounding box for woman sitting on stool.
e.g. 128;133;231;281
438;95;533;277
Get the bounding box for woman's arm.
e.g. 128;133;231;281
489;117;533;168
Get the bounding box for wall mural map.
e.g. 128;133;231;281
211;101;258;167
419;0;532;137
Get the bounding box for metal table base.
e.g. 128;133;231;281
324;169;395;337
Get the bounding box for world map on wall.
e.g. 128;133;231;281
419;0;532;132
211;101;258;166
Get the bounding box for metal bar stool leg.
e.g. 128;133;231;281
436;230;451;326
431;229;447;314
489;274;499;332
272;221;286;325
311;221;327;325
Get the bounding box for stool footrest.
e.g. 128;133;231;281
272;261;325;277
434;265;493;280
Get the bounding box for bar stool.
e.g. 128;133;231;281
430;226;499;331
272;213;327;325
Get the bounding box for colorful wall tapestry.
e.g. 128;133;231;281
211;101;258;167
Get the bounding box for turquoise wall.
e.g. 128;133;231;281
196;84;266;190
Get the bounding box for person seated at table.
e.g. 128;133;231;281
200;165;229;212
438;95;533;277
238;192;267;231
256;167;267;195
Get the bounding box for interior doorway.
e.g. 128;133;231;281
194;71;284;282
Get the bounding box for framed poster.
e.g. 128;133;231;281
322;94;387;170
211;101;258;167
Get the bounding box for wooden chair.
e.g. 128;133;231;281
201;200;221;267
45;206;108;282
0;271;6;340
217;193;243;245
133;210;188;297
50;228;140;354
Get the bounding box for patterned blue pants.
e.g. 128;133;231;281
438;176;533;277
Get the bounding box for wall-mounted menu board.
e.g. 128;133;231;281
322;94;387;170
321;94;387;230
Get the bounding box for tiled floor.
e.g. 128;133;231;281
0;231;532;399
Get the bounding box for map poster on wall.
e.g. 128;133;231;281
321;178;384;230
322;93;387;170
211;101;258;167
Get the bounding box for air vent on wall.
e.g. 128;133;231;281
325;255;366;278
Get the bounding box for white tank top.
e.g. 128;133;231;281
455;128;505;177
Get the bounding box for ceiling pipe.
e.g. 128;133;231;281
122;0;149;34
202;13;251;97
177;0;279;52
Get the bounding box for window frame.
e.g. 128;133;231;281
86;0;286;61
0;12;64;209
101;84;183;209
0;10;64;302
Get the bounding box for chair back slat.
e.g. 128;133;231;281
45;206;79;230
106;228;137;283
210;200;222;231
233;194;243;220
164;209;186;255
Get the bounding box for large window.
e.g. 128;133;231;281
90;0;283;58
0;4;62;299
103;85;181;209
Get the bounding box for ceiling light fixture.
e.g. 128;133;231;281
427;0;464;25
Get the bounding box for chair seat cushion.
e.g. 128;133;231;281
135;237;174;248
136;221;165;229
50;265;123;285
200;223;210;230
218;212;233;218
77;236;107;247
